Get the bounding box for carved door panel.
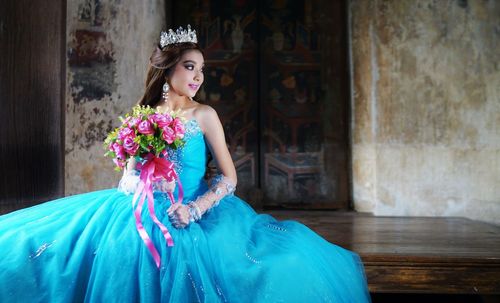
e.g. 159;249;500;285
172;0;350;209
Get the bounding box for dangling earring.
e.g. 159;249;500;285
162;82;169;102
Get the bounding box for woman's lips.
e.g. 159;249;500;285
188;84;199;90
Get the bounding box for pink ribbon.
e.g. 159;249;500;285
132;153;184;268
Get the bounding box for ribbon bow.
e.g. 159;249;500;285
132;153;184;268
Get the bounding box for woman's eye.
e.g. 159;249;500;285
185;65;194;71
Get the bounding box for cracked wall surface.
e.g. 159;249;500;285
65;0;165;194
350;0;500;224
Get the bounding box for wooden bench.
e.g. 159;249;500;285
267;211;500;295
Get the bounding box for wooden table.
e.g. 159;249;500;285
266;211;500;295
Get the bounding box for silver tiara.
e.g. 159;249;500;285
160;25;198;48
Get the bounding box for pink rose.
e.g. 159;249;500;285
172;118;185;139
128;117;141;128
112;142;126;160
113;158;125;169
156;113;173;128
148;114;158;125
123;136;139;155
137;119;154;135
118;127;134;141
162;126;175;144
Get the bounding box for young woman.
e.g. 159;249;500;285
0;26;370;302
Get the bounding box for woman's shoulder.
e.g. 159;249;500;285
192;102;218;121
191;102;221;133
192;102;216;113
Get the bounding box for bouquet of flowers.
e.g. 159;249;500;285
104;105;186;170
103;104;186;268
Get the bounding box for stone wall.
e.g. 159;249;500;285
65;0;165;194
350;0;500;224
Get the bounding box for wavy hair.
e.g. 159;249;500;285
138;42;203;107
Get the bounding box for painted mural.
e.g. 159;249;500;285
68;0;116;103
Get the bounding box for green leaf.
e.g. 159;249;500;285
104;151;116;158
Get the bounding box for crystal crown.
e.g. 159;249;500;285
160;25;198;48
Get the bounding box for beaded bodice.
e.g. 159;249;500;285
166;119;209;201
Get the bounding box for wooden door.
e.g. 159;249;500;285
0;0;66;214
172;0;350;209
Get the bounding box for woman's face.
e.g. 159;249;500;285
169;49;204;99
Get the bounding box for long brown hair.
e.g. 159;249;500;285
138;42;203;107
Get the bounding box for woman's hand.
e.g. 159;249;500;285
153;179;176;193
167;203;190;228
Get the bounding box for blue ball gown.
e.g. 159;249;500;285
0;119;370;302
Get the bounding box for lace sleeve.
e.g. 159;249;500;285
117;170;140;195
187;174;236;222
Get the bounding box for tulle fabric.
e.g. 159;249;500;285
0;119;370;302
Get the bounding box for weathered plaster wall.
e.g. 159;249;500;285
65;0;165;194
350;0;500;224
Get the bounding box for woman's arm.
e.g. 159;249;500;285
199;105;237;186
167;105;237;227
124;157;138;175
117;157;140;195
191;105;237;214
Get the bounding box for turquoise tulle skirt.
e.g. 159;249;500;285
0;189;370;302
